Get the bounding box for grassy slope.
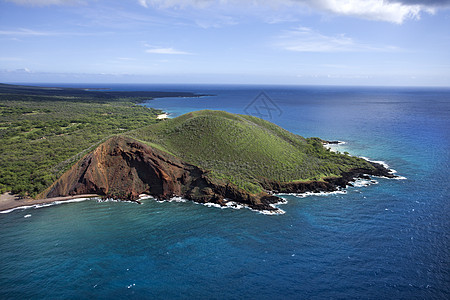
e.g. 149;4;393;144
0;82;376;198
128;110;375;193
0;84;184;197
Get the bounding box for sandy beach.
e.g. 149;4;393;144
157;113;169;119
0;192;99;213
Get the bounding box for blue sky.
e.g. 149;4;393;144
0;0;449;86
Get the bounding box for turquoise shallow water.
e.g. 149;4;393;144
0;85;449;299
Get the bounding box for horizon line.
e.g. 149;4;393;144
3;82;450;89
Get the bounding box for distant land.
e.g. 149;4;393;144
0;83;204;199
1;84;395;213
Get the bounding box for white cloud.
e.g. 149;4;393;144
308;0;423;23
277;27;400;52
137;0;438;23
5;0;85;5
145;47;192;55
390;0;450;6
138;0;213;9
137;0;148;8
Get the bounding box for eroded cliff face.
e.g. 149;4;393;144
44;136;202;200
41;136;281;211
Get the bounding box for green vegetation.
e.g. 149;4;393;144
0;84;376;198
0;84;198;197
128;110;375;193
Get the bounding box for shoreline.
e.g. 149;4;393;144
0;193;99;213
0;159;401;214
0;161;399;215
0;157;406;215
0;149;404;215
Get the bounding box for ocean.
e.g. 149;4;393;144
0;84;449;299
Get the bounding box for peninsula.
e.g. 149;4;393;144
40;110;394;212
0;84;395;213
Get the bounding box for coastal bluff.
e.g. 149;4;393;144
40;136;282;211
40;118;395;212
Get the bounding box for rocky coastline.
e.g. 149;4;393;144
37;136;397;213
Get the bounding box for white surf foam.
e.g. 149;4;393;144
323;145;407;180
1;205;37;214
34;197;95;209
351;178;378;187
359;156;407;180
324;141;347;153
154;196;188;204
277;190;347;199
138;194;154;200
257;208;286;215
202;200;287;215
96;198;141;204
168;197;188;203
360;157;391;169
154;196;287;215
0;197;94;214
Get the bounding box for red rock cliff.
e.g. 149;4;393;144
41;135;394;212
41;136;282;211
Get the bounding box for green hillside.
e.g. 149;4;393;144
0;83;201;197
128;110;375;193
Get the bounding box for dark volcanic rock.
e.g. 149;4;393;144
323;140;342;144
261;161;395;196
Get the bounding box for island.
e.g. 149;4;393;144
0;84;395;213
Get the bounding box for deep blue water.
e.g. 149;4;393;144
1;84;449;299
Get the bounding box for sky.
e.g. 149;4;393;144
0;0;449;86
